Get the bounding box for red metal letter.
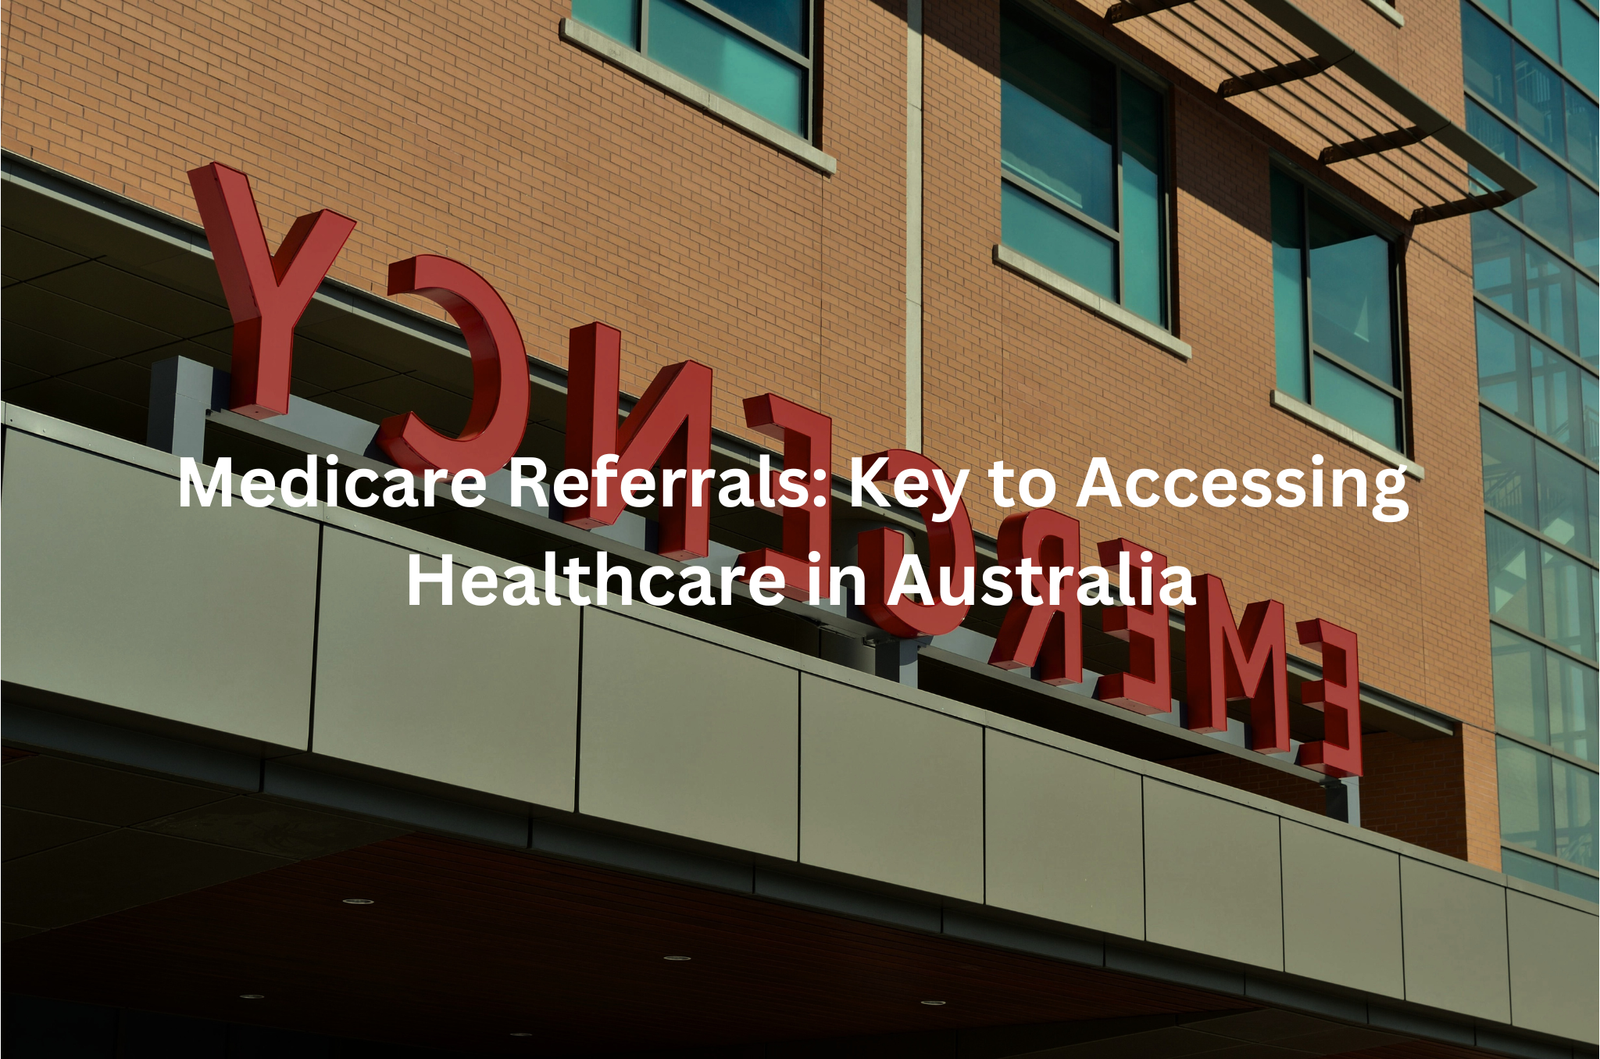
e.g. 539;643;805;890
988;510;1082;685
564;323;713;560
738;394;832;600
1295;618;1364;777
375;256;531;477
187;163;355;419
1093;539;1171;714
858;450;976;637
1185;574;1290;753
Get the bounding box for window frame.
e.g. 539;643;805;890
582;0;818;140
998;0;1175;328
1271;162;1411;455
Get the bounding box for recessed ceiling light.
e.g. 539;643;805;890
920;1000;946;1006
509;1032;533;1037
662;955;692;961
342;898;375;905
239;994;265;1000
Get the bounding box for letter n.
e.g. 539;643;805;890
187;163;355;419
1185;574;1290;753
563;323;712;560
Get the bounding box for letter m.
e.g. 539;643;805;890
563;323;712;560
1185;574;1290;753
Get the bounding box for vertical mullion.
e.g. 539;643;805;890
806;0;815;140
1301;186;1314;409
639;0;651;56
1114;71;1125;306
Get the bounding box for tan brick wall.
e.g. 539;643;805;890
2;0;1499;866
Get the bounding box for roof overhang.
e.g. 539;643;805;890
1078;0;1535;223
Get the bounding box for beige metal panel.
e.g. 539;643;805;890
1143;778;1284;969
579;608;799;860
1506;889;1600;1043
1399;857;1511;1022
312;529;579;811
984;731;1144;938
799;674;983;901
1280;820;1404;997
0;432;318;748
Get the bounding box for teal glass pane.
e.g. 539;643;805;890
1526;324;1593;458
1308;195;1393;383
1272;171;1308;400
574;0;640;46
1558;0;1599;93
1552;755;1598;867
647;0;806;134
1500;736;1558;854
1121;74;1165;325
1572;179;1597;270
1001;182;1116;299
1000;10;1116;226
1517;141;1575;255
1467;98;1521;207
1536;439;1593;554
701;0;806;52
1577;273;1598;365
1585;372;1599;457
1477;305;1528;422
1485;0;1513;18
1541;543;1598;659
1558;865;1600;901
1564;82;1598;179
1312;356;1400;449
1488;515;1545;632
1548;651;1600;762
1473;210;1523;316
1465;1;1517;115
1493;624;1551;741
1515;0;1564;62
1482;407;1540;527
1502;845;1560;886
1524;237;1572;348
1514;43;1567;151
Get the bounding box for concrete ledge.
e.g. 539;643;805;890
993;245;1192;361
1362;0;1405;27
559;18;837;176
1270;390;1425;480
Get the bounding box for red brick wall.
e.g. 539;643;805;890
1;0;1498;866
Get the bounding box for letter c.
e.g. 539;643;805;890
1164;468;1198;508
377;255;530;477
1126;469;1159;508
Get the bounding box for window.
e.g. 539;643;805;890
573;0;812;136
1472;210;1599;366
1498;736;1598;878
1463;0;1599;180
1476;306;1598;460
1481;407;1598;556
1270;169;1404;451
998;2;1169;326
1468;0;1598;94
1467;99;1598;270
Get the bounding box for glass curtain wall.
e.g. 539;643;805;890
1465;0;1600;903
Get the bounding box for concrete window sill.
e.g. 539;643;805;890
993;245;1192;361
1271;390;1425;480
559;18;838;176
1361;0;1406;27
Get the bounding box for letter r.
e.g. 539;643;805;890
188;163;355;419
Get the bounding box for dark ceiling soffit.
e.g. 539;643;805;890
1103;0;1537;222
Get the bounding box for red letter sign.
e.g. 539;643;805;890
859;450;976;637
1186;574;1290;753
187;163;355;419
989;510;1082;685
738;394;832;599
564;323;713;560
375;256;531;477
1296;619;1364;777
1094;539;1172;714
